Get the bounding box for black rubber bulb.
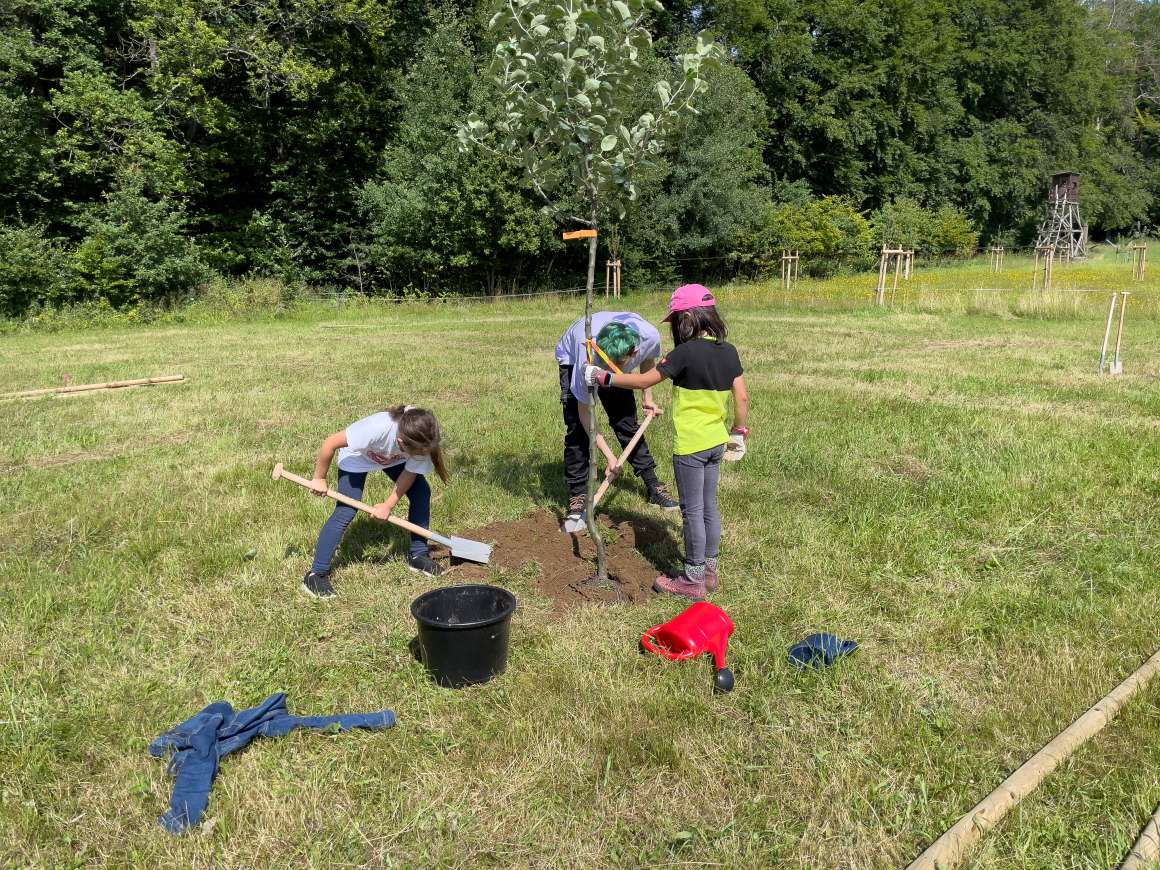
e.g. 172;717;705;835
715;667;734;693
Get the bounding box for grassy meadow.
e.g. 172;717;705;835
751;240;1160;317
4;261;1160;868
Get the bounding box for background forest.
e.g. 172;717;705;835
2;0;1160;313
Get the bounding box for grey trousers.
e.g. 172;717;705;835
672;444;725;566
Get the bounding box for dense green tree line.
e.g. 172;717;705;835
1;0;1158;313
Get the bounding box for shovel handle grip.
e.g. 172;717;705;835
594;411;655;507
272;462;438;540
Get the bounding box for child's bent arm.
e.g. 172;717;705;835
610;368;667;390
639;358;663;415
371;469;416;521
312;430;348;494
577;398;619;466
731;376;749;429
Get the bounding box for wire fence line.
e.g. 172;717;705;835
314;284;589;304
308;239;1158;308
659;240;1160;287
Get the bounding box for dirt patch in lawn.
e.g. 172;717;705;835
446;510;667;614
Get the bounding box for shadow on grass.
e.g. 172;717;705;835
483;450;569;511
605;509;682;572
330;511;419;570
484;450;664;513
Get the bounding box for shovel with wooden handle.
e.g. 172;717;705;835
560;410;656;533
1100;293;1118;376
1112;291;1129;375
272;463;492;564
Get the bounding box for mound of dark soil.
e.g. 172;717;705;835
445;511;669;614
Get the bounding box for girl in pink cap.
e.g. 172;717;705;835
584;285;749;600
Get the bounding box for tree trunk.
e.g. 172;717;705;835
583;209;608;581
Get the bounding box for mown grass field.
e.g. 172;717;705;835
4;275;1160;869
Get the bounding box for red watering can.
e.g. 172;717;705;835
641;602;735;692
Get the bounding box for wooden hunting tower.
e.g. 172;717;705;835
1035;171;1088;259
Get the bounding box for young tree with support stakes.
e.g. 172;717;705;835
458;0;721;582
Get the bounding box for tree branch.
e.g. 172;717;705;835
524;164;592;226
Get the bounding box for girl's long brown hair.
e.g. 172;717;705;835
385;405;450;483
670;304;728;346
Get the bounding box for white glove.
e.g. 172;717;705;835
582;365;612;389
723;433;746;461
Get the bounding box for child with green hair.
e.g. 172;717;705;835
554;312;679;525
583;286;749;600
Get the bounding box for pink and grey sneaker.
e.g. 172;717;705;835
654;563;706;601
704;557;719;592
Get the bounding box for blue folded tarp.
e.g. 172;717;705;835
149;692;394;833
787;633;859;671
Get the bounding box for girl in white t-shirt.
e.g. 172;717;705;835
302;405;450;599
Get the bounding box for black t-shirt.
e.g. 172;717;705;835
656;337;743;454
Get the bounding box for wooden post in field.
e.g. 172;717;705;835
989;246;1004;274
876;245;887;305
781;250;799;291
877;247;905;305
889;249;902;306
605;260;622;298
605;260;621;298
1131;244;1147;280
905;250;914;279
1031;246;1054;291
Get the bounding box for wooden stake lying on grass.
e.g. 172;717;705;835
1;375;185;400
1121;803;1160;869
906;645;1160;870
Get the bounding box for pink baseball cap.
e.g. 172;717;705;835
662;284;716;322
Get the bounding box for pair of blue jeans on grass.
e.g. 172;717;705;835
149;693;394;834
310;464;430;574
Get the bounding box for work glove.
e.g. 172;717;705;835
582;365;613;389
723;433;746;462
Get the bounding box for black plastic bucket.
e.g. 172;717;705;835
410;585;517;688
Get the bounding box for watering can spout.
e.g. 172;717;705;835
704;634;728;671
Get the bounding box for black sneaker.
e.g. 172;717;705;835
409;552;445;577
302;571;337;599
648;483;679;511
